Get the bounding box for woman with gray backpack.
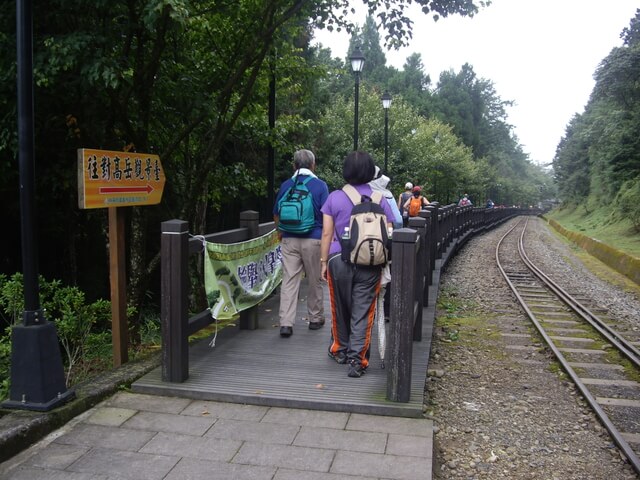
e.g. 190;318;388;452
319;151;394;378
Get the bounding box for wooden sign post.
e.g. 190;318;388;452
77;148;166;366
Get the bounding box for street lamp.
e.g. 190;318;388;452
349;47;365;151
3;0;74;412
381;91;392;174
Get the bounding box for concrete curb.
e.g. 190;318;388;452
544;217;640;285
0;352;160;463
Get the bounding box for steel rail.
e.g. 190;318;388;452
517;221;640;368
495;218;640;475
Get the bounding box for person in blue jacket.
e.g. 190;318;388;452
273;150;329;337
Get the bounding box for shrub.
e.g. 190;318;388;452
0;273;112;392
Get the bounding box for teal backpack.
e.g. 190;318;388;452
277;175;316;234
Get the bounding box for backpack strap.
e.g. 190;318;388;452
285;172;301;200
285;174;313;200
370;191;383;204
342;184;383;206
342;184;362;206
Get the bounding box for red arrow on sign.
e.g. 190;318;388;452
99;185;154;194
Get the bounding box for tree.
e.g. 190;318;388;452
313;84;479;204
1;0;489;329
554;9;640;209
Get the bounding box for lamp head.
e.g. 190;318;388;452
349;47;365;73
381;91;392;109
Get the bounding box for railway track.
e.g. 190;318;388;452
496;218;640;475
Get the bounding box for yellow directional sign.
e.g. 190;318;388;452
77;148;166;209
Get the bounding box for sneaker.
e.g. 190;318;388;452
328;350;347;364
347;361;366;378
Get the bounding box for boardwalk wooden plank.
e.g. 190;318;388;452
133;281;432;418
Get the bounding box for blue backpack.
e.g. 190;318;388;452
277;175;315;234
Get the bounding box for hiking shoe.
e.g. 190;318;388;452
308;321;324;330
348;361;366;378
279;326;293;337
328;350;347;364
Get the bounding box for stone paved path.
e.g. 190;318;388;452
0;391;433;480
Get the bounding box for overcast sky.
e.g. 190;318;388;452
313;0;638;166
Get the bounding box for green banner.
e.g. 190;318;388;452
204;229;282;320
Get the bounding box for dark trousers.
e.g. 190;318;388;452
326;254;381;368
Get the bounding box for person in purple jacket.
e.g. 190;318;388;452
320;151;394;378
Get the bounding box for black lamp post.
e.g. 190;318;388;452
3;0;74;412
381;91;392;174
349;47;365;151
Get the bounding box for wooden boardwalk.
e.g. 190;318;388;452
133;276;440;418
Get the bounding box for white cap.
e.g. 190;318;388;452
405;182;413;190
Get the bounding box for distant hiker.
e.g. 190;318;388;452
398;182;413;225
458;193;472;206
404;186;429;217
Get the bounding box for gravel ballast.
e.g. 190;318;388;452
428;216;639;479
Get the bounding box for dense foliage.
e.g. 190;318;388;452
1;0;552;355
553;9;640;230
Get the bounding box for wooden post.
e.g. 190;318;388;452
108;207;128;366
161;219;189;382
426;203;439;263
239;210;260;330
419;210;432;286
387;228;418;402
408;217;426;341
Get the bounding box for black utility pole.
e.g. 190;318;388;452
3;0;73;411
266;49;276;219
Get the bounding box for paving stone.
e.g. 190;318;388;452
139;432;241;462
347;414;432;437
106;392;191;414
181;401;268;421
163;457;275;480
22;443;89;470
233;442;334;472
0;467;97;480
84;407;137;427
273;468;378;480
293;426;386;453
332;450;432;480
205;418;298;444
53;424;156;451
66;447;178;480
122;411;215;436
260;407;349;429
387;434;432;458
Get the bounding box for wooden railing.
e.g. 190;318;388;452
160;205;539;400
385;204;528;401
160;211;274;383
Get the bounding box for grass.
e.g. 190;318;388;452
546;204;640;259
